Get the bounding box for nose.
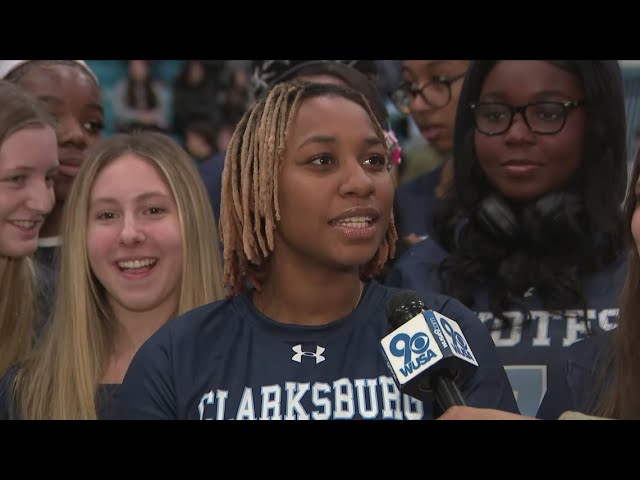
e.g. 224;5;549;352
503;111;536;145
338;160;375;198
56;114;88;149
25;179;55;215
119;215;145;246
408;90;432;113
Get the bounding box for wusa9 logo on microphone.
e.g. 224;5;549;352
380;314;443;385
380;310;478;387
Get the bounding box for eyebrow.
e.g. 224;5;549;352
480;89;576;102
297;135;383;150
90;191;171;206
38;95;104;115
0;165;58;174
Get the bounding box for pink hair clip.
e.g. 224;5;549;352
384;129;402;165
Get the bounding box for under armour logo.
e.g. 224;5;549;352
292;344;326;364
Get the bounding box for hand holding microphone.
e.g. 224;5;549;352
379;290;479;412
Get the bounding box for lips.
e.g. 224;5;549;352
500;159;543;177
329;207;380;225
58;154;84;177
420;125;445;142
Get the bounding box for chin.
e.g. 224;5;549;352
7;244;38;258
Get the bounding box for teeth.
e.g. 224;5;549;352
118;258;156;269
10;220;38;229
335;216;372;224
334;216;372;229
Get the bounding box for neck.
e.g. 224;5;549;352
40;202;64;238
0;256;7;280
102;298;177;384
256;253;364;326
435;157;454;199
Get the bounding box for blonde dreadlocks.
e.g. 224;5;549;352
220;81;397;295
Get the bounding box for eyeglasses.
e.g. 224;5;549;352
391;73;466;114
470;100;585;136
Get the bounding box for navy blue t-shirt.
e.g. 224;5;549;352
386;238;626;417
536;331;613;420
394;165;442;240
112;280;517;419
196;150;225;223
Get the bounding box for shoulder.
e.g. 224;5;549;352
396;237;447;265
386;237;447;289
396;167;443;197
158;296;243;346
197;150;226;177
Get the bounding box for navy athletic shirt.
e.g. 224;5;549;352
386;237;626;417
113;280;517;419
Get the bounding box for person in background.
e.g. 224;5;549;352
387;60;628;418
0;80;58;375
536;146;640;420
111;60;170;134
0;60;104;272
0;131;225;419
390;60;470;247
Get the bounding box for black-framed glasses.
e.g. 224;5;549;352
470;100;585;136
391;73;466;114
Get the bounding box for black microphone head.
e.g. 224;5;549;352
386;290;426;329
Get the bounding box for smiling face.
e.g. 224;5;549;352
273;94;394;273
0;126;58;258
400;60;468;154
17;63;104;203
86;153;183;315
474;60;587;203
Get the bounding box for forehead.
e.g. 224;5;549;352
480;61;584;99
401;60;469;75
91;153;170;197
18;63;102;105
289;94;377;139
0;126;57;168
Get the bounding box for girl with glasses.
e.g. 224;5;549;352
387;61;628;418
391;60;469;248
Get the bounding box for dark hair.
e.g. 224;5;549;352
437;60;627;326
125;60;158;110
251;60;380;102
293;62;389;129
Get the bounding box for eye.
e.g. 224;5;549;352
478;105;509;122
5;175;26;185
432;75;452;85
363;153;388;170
97;211;117;220
45;175;55;187
145;207;165;215
309;154;334;167
83;120;104;134
533;104;563;121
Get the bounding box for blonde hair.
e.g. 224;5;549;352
14;131;224;419
0;80;55;375
220;81;397;295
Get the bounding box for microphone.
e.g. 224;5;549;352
379;290;479;412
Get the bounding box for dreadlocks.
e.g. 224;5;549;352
220;81;397;295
